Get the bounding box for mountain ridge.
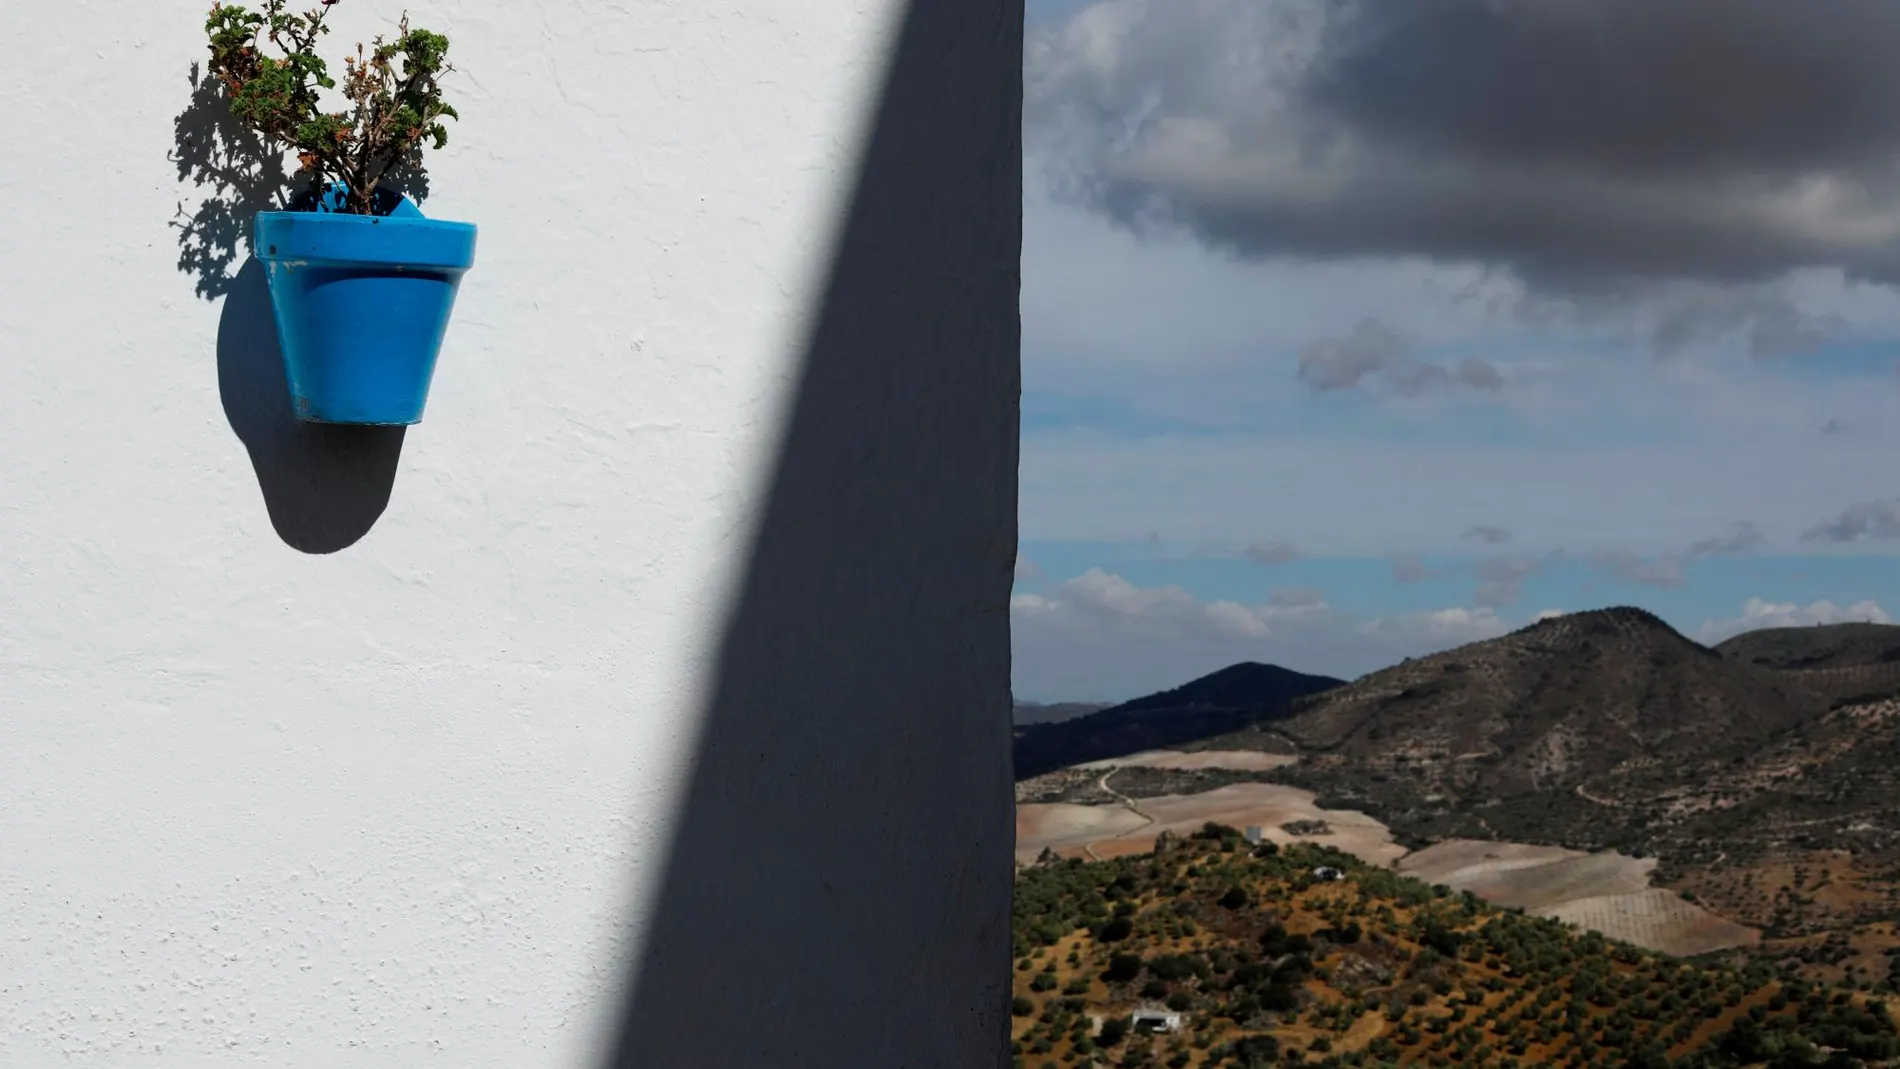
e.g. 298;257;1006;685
1715;620;1900;670
1012;661;1346;780
1150;610;1900;863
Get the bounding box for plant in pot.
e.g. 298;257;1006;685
206;0;475;425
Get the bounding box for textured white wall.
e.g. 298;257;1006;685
0;2;1020;1066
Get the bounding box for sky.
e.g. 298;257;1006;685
1011;0;1900;703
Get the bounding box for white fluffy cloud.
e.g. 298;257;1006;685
1010;568;1319;641
1011;568;1513;699
1696;597;1892;644
1356;606;1511;645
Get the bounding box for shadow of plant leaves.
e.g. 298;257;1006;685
169;63;293;299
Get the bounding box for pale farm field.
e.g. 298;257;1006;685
1016;782;1404;867
1072;750;1300;772
1536;889;1760;957
1016;757;1761;956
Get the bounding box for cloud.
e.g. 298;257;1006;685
1018;405;1900;553
1802;500;1900;543
1012;566;1514;698
1459;526;1759;606
1471;553;1551;607
1356;606;1510;645
1471;582;1519;609
1573;523;1762;592
1296;319;1405;391
1533;608;1566;622
1015;555;1045;583
1267;586;1327;610
1649;289;1843;359
1296;319;1504;396
1387;554;1430;584
1243;539;1303;566
1698;596;1893;644
1685;522;1766;557
1027;0;1900;324
1011;568;1279;641
1589;550;1689;590
1462;525;1512;546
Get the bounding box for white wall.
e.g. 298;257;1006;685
0;2;1021;1066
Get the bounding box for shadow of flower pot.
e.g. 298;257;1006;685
218;258;406;554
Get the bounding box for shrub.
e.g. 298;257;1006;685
204;0;458;216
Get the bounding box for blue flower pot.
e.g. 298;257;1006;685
256;187;477;425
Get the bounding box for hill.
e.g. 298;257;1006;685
1017;700;1115;726
1013;663;1346;780
1716;623;1900;671
1225;608;1900;854
1012;831;1900;1069
1656;698;1900;942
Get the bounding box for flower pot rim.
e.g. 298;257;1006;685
257;209;477;272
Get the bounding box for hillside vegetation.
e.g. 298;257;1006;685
1211;610;1900;858
1716;624;1900;672
1012;830;1900;1069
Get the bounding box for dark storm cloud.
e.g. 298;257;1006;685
1305;0;1900;179
1029;0;1900;296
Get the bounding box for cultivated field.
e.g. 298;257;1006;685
1014;801;1152;863
1017;782;1405;866
1020;805;1762;956
1072;749;1299;772
1402;840;1655;911
1401;839;1756;956
1397;839;1588;886
1537;888;1761;957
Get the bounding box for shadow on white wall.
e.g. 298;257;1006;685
171;63;432;554
216;259;405;554
596;0;1024;1065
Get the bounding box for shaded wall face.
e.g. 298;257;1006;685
0;2;1021;1067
